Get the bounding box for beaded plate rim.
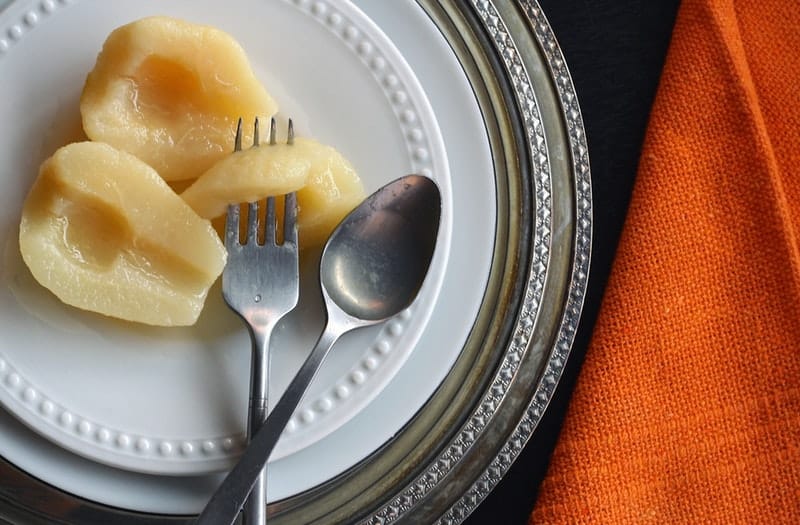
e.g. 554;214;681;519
0;0;449;475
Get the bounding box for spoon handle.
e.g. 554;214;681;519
196;324;342;525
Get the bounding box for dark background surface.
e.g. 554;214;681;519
464;1;682;523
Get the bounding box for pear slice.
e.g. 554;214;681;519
182;137;366;249
19;142;226;326
294;146;367;249
80;16;277;181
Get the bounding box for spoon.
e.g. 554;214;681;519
197;174;442;525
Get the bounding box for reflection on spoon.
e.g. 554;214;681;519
196;174;441;525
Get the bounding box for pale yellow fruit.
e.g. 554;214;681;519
80;16;277;181
181;140;313;219
295;146;366;249
182;137;366;249
19;142;226;326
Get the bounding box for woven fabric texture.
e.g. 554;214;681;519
531;0;800;522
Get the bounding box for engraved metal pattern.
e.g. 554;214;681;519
437;1;593;522
366;0;557;521
366;0;592;522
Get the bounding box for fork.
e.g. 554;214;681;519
222;117;299;525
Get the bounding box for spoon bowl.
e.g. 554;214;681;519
322;174;441;321
197;174;441;525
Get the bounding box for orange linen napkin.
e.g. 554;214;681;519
531;0;800;522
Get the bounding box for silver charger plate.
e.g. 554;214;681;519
0;0;591;523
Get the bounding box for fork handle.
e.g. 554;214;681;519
197;321;344;525
243;326;273;525
243;404;268;525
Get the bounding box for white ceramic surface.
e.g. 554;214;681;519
0;0;495;511
0;0;451;474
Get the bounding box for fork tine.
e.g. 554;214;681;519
265;197;277;245
284;192;298;245
234;118;243;152
252;117;260;147
247;201;260;245
226;119;245;247
287;118;295;145
225;204;241;248
269;118;277;146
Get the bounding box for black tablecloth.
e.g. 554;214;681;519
464;1;681;523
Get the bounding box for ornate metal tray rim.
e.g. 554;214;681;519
367;1;592;522
0;0;591;523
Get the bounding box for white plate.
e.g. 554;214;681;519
0;0;451;474
0;0;495;511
